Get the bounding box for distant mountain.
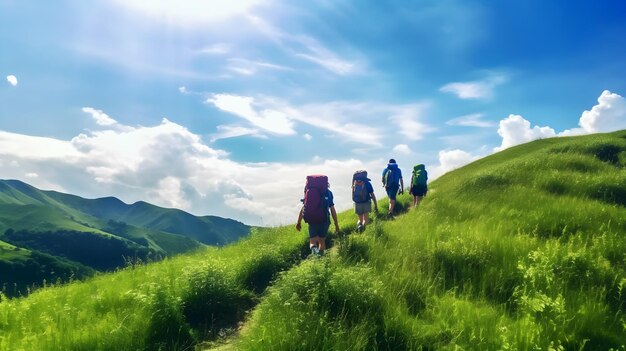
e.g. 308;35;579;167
0;179;251;296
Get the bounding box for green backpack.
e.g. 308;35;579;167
411;164;428;187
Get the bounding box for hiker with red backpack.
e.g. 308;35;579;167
352;170;378;232
409;164;428;208
295;175;340;257
382;159;404;217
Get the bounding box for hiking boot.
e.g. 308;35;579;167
311;246;320;256
356;223;364;232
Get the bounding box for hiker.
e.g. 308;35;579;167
295;175;340;256
382;159;403;216
352;170;378;232
409;164;428;208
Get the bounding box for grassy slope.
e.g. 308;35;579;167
1;131;625;350
234;131;626;350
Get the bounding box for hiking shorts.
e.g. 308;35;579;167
386;186;399;200
354;201;372;215
308;222;330;238
410;184;428;197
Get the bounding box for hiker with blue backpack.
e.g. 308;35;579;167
382;159;404;217
295;175;340;257
409;164;428;208
352;170;378;232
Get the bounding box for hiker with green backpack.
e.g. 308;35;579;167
409;164;428;208
295;175;340;257
352;170;378;232
382;159;404;217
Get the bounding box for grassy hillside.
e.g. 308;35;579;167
0;180;250;297
1;131;625;350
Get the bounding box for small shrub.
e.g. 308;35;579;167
146;288;195;351
181;263;254;339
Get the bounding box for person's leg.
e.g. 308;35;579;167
317;236;326;251
415;196;423;207
308;224;322;254
309;237;318;251
386;186;398;215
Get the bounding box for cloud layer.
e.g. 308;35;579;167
0;109;387;226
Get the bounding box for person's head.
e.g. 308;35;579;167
389;158;396;164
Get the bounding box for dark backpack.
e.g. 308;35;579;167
411;164;428;187
303;175;328;224
353;170;370;203
352;180;369;203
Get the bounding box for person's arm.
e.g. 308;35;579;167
400;178;404;194
330;206;340;234
371;192;378;212
295;207;304;231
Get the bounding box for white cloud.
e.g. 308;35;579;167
392;144;411;155
440;74;507;100
446;113;495;128
206;94;432;147
430;149;480;179
226;58;293;76
114;0;266;24
495;114;556;152
303;133;312;141
25;172;39;179
198;43;231;55
389;104;435;141
6;75;17;86
208;94;296;136
0;112;390;226
211;125;265;142
561;90;626;135
246;16;361;76
179;86;188;94
82;107;118;126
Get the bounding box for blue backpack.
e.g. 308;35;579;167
382;165;399;187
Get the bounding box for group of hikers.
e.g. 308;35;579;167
295;159;428;257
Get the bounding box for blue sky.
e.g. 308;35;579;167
2;0;626;225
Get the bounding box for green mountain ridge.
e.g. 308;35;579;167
0;130;625;350
0;179;251;297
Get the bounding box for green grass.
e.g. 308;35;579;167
1;130;626;350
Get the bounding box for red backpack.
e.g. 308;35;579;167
303;175;328;224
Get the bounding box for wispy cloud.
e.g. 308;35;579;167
198;43;231;55
293;36;359;75
446;113;495;128
114;0;267;24
393;144;411;155
225;58;293;76
440;74;507;100
210;125;265;142
207;94;296;136
246;15;362;76
206;93;434;148
389;104;435;141
82;107;117;126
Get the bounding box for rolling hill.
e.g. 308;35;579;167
0;130;624;350
0;179;250;297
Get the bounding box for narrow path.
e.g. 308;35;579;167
201;197;413;350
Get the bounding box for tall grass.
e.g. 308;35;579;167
233;131;626;350
1;131;626;350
